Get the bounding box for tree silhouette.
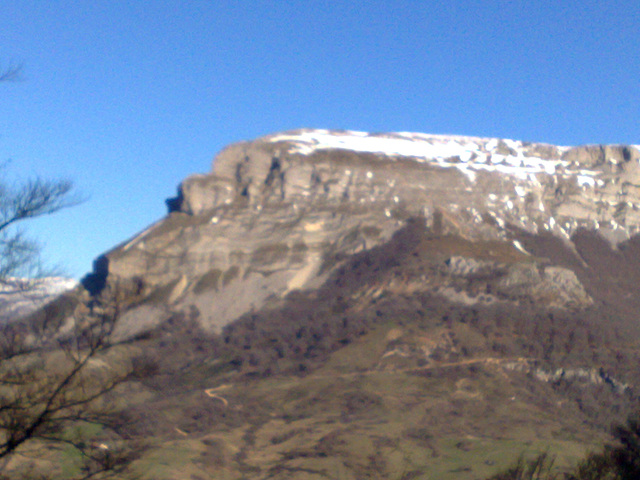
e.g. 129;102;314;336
0;64;142;479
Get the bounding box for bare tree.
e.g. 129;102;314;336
0;65;143;479
0;296;143;479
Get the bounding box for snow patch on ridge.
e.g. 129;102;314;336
268;129;597;184
0;277;78;322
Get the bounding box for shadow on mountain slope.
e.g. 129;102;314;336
101;218;640;479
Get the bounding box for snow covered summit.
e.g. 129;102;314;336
0;277;78;322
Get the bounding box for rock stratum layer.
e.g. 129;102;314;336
85;129;640;335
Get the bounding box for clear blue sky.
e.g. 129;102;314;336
1;1;638;278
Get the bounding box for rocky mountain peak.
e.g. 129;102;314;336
85;129;640;336
177;129;640;242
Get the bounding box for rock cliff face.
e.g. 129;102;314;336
85;129;640;334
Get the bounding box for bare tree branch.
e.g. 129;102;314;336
0;178;78;233
0;294;144;478
0;177;83;279
0;65;22;83
0;60;140;478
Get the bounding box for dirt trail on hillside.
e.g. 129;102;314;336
203;356;531;399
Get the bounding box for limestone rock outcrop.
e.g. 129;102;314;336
84;129;640;334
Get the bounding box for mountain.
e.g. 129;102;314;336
0;277;78;322
85;129;640;332
65;129;640;478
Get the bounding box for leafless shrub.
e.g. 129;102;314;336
0;292;145;479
